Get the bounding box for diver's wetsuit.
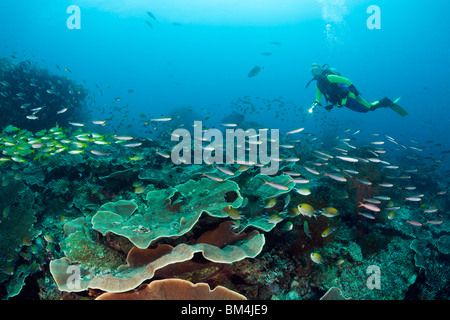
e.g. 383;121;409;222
314;74;391;113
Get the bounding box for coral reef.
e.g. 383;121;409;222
96;278;247;300
0;58;449;301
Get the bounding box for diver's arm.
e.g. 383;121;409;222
315;85;322;105
326;74;353;86
308;86;323;113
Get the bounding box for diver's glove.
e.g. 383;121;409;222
308;101;321;113
325;104;334;111
349;84;359;96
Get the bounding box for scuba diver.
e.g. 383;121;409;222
306;63;408;116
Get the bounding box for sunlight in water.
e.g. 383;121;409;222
74;0;329;25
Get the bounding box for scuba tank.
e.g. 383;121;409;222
306;64;348;106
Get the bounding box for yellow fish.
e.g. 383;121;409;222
134;186;145;194
320;207;339;218
321;227;336;238
227;207;242;220
132;181;143;187
93;140;109;145
298;203;315;218
296;187;311;196
237;164;250;172
11;157;25;163
22;236;32;246
288;207;300;217
68;150;83;154
311;252;323;264
336;258;345;266
2;206;10;218
43;234;55;243
267;213;283;224
263;198;277;209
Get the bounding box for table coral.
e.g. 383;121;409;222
96;278;247;300
92;178;243;249
50;229;264;293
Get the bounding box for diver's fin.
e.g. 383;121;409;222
393;97;401;104
390;103;408;116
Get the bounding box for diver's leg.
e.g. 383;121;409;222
345;97;370;113
369;97;393;111
369;97;408;116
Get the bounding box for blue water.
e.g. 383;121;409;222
1;0;449;300
2;1;449;141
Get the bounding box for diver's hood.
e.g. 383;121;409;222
305;63;337;88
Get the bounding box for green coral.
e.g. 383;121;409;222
92;178;243;249
435;235;450;255
0;180;40;298
60;217;126;272
321;237;417;299
410;239;429;270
